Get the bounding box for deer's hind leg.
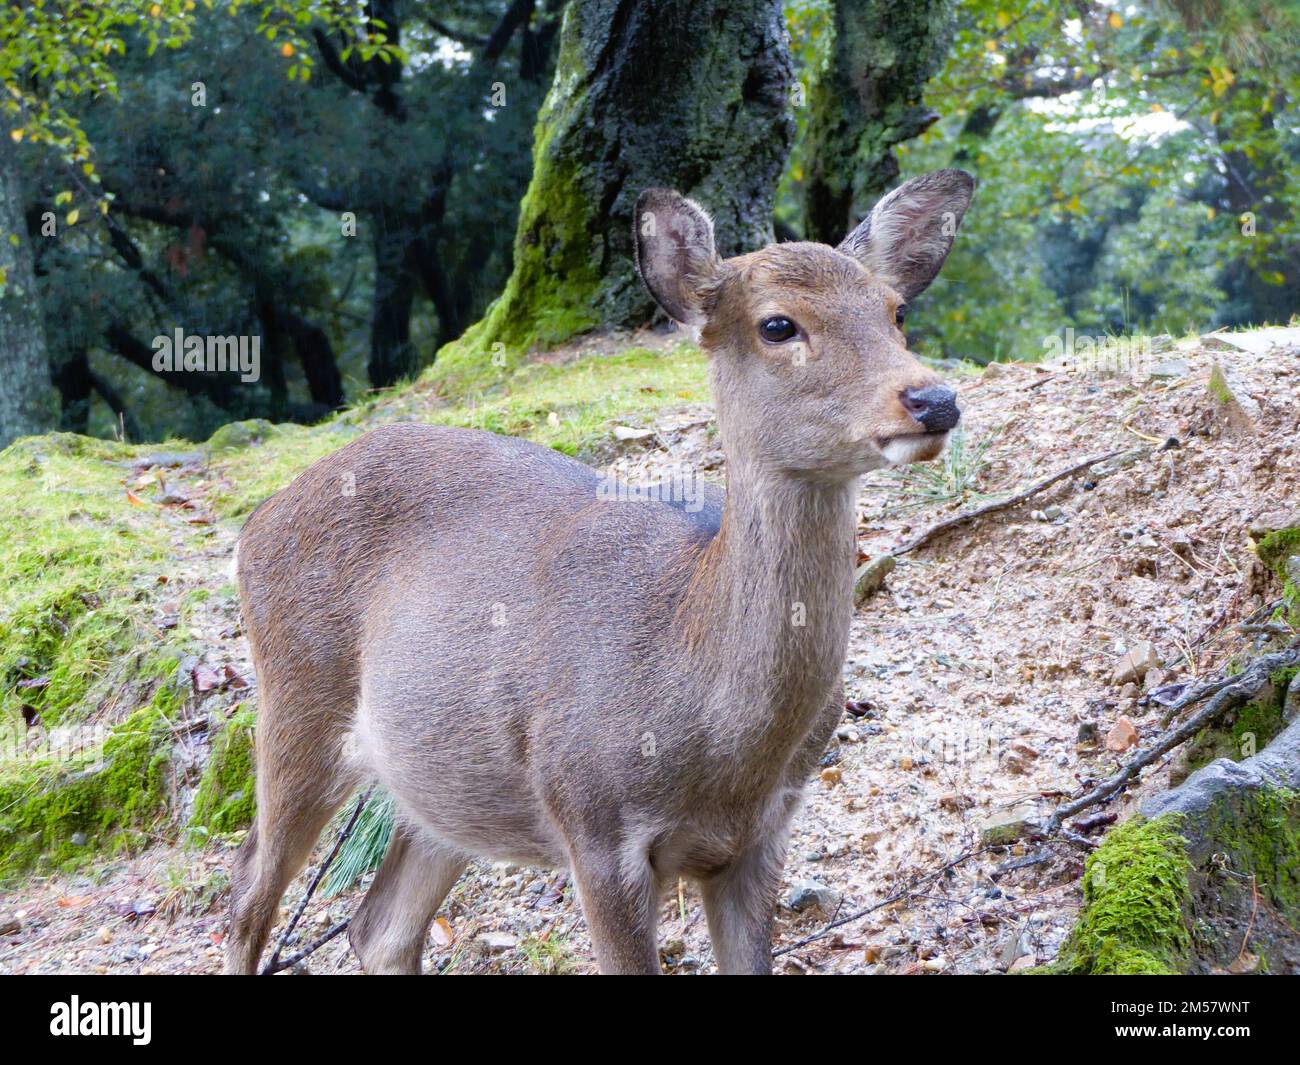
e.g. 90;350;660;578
349;824;468;974
224;686;355;975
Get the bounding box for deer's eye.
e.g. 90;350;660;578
895;305;907;328
759;316;798;343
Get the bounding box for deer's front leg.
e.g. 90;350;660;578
701;829;790;974
570;850;660;974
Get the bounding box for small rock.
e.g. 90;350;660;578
1143;667;1167;691
853;554;896;606
938;794;973;812
1007;954;1038;972
612;425;655;442
835;725;861;743
787;880;840;915
1106;715;1139;753
1147;358;1189;381
97;925;112;945
1119;682;1139;701
1112;641;1160;685
1042;505;1064;521
70;831;87;847
979;804;1039;846
1002;754;1029;775
479;932;518;955
820;766;842;788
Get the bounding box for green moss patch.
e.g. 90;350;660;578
0;435;172;728
1052;815;1192;975
1198;787;1300;920
188;703;257;839
0;688;177;882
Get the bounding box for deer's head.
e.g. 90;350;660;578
635;169;974;481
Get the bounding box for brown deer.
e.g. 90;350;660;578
225;169;973;975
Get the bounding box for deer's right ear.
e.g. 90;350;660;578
634;188;722;326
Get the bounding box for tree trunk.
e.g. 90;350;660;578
803;0;952;245
452;0;794;360
0;124;57;448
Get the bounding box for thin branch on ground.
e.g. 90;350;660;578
1043;641;1300;835
891;448;1130;557
772;846;996;958
261;788;372;975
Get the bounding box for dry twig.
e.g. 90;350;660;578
892;449;1128;557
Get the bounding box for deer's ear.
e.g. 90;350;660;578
634;188;723;325
837;169;974;301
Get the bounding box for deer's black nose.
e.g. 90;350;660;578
901;385;961;433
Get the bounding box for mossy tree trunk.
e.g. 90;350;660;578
0;122;57;448
802;0;953;245
455;0;794;358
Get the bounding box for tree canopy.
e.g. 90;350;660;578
1;0;1297;445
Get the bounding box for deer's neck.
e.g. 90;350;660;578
683;457;858;750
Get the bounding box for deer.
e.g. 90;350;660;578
224;168;973;975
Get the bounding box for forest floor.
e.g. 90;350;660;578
1;326;1297;974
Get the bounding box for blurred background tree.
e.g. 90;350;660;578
2;0;1297;444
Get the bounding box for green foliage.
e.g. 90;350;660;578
321;790;396;898
886;0;1300;363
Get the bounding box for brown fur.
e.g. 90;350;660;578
225;170;974;974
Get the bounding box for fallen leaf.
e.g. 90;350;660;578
430;917;454;947
191;665;221;693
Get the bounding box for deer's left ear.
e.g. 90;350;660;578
634;188;723;326
838;169;974;301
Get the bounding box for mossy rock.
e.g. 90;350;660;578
206;419;278;453
1050;715;1300;974
1050;815;1192;975
188;703;257;839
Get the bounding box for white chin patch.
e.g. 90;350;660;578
881;432;947;466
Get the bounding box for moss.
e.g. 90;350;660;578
209;343;710;517
1052;815;1192;975
0;434;171;727
1207;362;1235;405
435;26;602;374
1199;787;1300;919
1254;527;1300;581
188;703;257;839
0;686;176;882
205;418;278;453
1179;672;1288;776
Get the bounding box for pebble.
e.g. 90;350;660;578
479;931;518;954
787;880;841;915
